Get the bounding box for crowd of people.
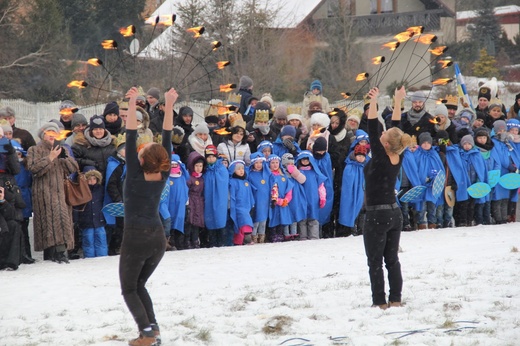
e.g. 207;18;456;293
1;76;520;272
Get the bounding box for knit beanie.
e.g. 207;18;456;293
418;132;433;145
147;87;161;101
59;100;77;114
273;105;287;120
313;137;327;152
90;115;106;130
310;112;330;128
238;76;253;90
507;119;520;131
310;80;323;92
354;144;367;156
474;128;490;138
204;144;218;157
434;104;448;118
193;122;210;135
478;87;491;101
493;120;507;133
436;130;449;142
287;114;302;123
280;125;296;138
172;126;185;145
308;101;322;111
460;134;474;147
411;91;427;102
259;93;274;108
347;114;360;125
71;113;88;128
281;153;294;167
103;101;119;117
37;122;60;139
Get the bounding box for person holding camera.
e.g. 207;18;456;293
26;122;79;263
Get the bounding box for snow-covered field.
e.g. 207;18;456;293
1;224;519;346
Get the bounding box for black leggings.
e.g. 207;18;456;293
119;225;165;330
363;206;403;306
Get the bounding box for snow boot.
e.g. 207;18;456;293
128;330;157;346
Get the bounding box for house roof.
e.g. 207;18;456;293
457;5;520;21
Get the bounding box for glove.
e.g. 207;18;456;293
286;164;295;174
58;147;68;158
319;197;326;209
282;138;295;151
276;198;289;207
318;183;326;208
4;143;15;155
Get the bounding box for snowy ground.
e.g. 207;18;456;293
1;224;520;346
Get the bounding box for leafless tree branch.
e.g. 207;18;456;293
0;46;51;70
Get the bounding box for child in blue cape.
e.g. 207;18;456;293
398;143;423;232
414;132;445;229
267;154;293;242
168;155;189;249
256;140;273;159
473;128;496;225
247;152;270;243
338;144;369;235
490;120;513;224
281;153;307;240
295;150;327;240
272;125;301;157
203;144;229;247
505;119;520;222
312;137;334;237
229;160;255;245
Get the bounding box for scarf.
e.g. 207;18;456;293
104;118;123;135
407;108;426;126
188;134;213;155
84;129;113;147
333;128;346;142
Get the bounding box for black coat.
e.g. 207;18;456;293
72;133;116;178
78;184;106;229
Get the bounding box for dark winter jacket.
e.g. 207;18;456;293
12;125;36;151
78;183;106;229
237;88;253;116
186;151;205;228
400;111;436;138
72;131;116;178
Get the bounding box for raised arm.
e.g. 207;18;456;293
162;88;178;132
367;87;379;119
392;86;406;122
125;87;139;131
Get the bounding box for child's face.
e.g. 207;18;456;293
300;158;310;166
463;142;473;151
289;119;301;128
409;145;418;153
253;161;263;171
355;154;366;163
206;155;217;164
358;139;368;146
194;162;203;173
476;136;487;145
420;142;432;150
4;131;13;140
489;107;502;119
234;165;245;177
509;128;519;135
269;160;280;171
222;160;229;168
87;176;97;185
472;118;484;128
262;148;271;158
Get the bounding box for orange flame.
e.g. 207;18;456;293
214;127;231;136
119;25;135;37
87;58;102;66
382;41;400;50
429;46;448;56
414;34;437;45
394;31;413;43
372;56;385;65
187;26;205;38
212;41;222;51
220;84;236;93
59;107;78;116
432;78;453;86
356;73;369;81
55;130;72;141
437;60;453;68
340;92;351;99
406;26;424;36
67;80;88;89
218;106;231;115
429;117;440;124
216;61;230;70
151;14;175;26
101;40;117;49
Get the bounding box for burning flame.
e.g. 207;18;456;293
372;56;385;65
406;26;424;36
437;60;453;68
216;61;230;70
187;26;205;38
119;25;135;37
101;40;117;50
340;92;351;99
432;78;453;86
429;46;448;56
67;80;88;89
212;41;222;51
220;84;236;93
394;31;413;43
382;41;400;50
214;127;231;136
55;130;72;141
59;107;78;116
429;117;440;124
356;73;369;81
414;34;437;45
87;58;102;66
151;14;175;26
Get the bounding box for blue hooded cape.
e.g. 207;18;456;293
272;136;301;157
490;138;511;200
229;161;255;232
413;146;446;204
295;151;327;220
313;152;334;224
103;155;126;225
167;156;189;232
400;148;423;210
204;159;229;229
268;169;294;227
247;159;271;223
459;146;488;200
338;153;368;227
444;145;470;202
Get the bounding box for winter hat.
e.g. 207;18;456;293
179;106;194;117
0;106;15;118
172;126;185;145
478;86;491;101
273;105;288;120
475;111;486;122
257;140;273;153
287;114;303;123
84;169;103;184
418;132;433;146
281;153;294;167
354;144;367;156
250;152;266;164
0;121;12;134
308;101;322;111
90;115;106;130
493;120;507;133
37;121;60;139
267;154;281;162
11;140;25;156
103;101;119;117
204;144;218;158
460;112;472;123
146;87;161;101
71;113;88;128
488;101;503;113
410;91;427;102
59;100;78;115
347;114;360;125
238;75;253;90
229;160;246;175
49;119;64;130
310;112;330;128
193;122;210;135
136;95;146;104
313;137;327;152
434;104;448;118
310;80;323;92
135;109;144;122
280;125;296;138
435;130;449;142
507;119;520;131
460;134;474;147
259;93;274;108
474;128;490;138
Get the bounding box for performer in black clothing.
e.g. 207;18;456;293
363;86;412;310
119;86;177;346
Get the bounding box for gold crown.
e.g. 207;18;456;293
254;110;269;123
286;106;301;115
118;99;129;110
229;112;246;129
136;134;153;148
227;93;242;106
114;133;126;148
206;99;225;118
444;94;458;107
411;135;417;147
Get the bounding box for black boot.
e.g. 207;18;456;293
53;250;69;264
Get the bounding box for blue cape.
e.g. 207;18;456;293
490;139;512;200
103;156;126;225
459;146;488;200
295;151;327;220
338;154;367;227
268;171;294;227
272;136;301;157
167;168;189;232
444;145;470;202
247;164;271;223
314;152;334;224
413;147;445;204
229;177;255;232
204;159;229;229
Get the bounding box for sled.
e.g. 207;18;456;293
399;185;426;203
102;203;125;217
498;173;520;190
467;182;491;199
432;170;446;199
